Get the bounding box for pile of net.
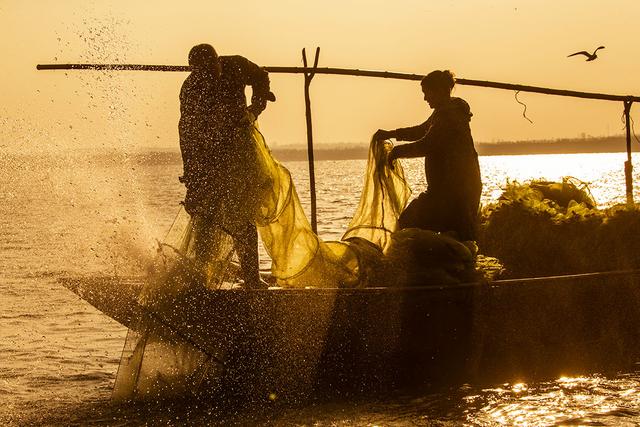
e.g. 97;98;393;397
478;177;640;278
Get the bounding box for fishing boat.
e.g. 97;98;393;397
42;57;640;401
60;268;640;401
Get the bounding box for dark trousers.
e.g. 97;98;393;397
398;191;479;241
194;217;261;288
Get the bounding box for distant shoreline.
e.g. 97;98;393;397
13;135;636;164
271;135;638;161
476;135;637;157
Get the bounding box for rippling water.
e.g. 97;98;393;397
1;151;640;425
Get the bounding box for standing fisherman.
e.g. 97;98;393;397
179;43;275;288
375;70;482;242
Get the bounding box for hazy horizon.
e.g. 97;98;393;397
5;134;632;162
3;1;640;155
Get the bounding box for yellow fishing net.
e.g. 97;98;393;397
254;122;411;287
112;119;413;401
151;120;412;290
111;114;489;401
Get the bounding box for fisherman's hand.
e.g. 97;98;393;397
247;101;266;118
242;111;257;125
374;129;394;141
387;147;399;170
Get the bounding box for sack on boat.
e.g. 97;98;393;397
529;177;595;209
384;228;475;286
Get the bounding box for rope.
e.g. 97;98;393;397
514;91;533;123
631;115;640;145
620;107;640;145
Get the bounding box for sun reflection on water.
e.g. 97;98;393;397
465;374;640;426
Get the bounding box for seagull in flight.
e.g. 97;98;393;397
567;46;605;61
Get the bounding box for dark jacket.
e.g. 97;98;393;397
393;97;481;202
178;55;271;217
179;55;271;185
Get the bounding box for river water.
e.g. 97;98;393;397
2;151;640;425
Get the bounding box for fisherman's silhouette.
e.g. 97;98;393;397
568;46;605;61
178;43;275;289
375;70;482;242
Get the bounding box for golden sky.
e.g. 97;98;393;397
2;0;639;152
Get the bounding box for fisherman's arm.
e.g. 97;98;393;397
178;84;194;184
239;57;275;118
389;114;458;163
388;139;427;162
374;120;429;142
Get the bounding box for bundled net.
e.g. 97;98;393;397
479;177;640;278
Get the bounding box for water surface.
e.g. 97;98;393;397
1;152;639;425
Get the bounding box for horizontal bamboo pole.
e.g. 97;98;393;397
37;63;190;72
37;63;640;103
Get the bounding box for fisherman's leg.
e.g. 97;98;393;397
193;215;216;266
449;187;482;242
399;192;444;232
398;198;422;230
455;204;480;242
232;222;263;289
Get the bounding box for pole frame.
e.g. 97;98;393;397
302;48;321;234
624;100;635;205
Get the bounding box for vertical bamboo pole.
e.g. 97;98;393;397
624;100;634;206
303;47;321;234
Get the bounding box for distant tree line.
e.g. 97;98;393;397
476;135;637;156
129;135;638;164
271;135;637;161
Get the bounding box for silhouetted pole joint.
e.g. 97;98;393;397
624;100;634;206
302;47;320;234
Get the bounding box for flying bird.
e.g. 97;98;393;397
567;46;605;61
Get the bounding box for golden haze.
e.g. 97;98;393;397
1;0;639;152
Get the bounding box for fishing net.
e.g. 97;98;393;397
112;115;487;401
111;119;414;401
479;178;640;278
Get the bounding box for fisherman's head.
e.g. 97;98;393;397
421;70;455;109
188;43;221;77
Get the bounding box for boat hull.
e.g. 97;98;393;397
60;270;640;400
